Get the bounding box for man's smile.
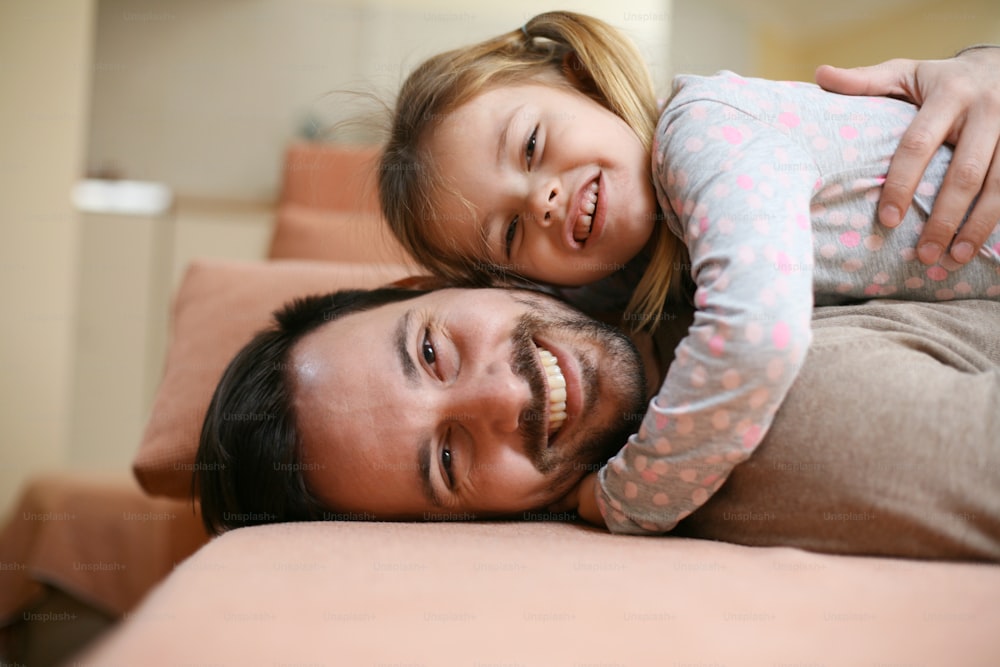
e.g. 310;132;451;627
536;344;567;438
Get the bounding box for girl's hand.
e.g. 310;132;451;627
548;471;606;528
815;46;1000;265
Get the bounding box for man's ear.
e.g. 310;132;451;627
561;51;599;97
388;274;452;291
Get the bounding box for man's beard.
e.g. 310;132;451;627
507;291;647;490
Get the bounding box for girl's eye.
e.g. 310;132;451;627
504;216;519;259
525;126;538;168
422;329;436;366
441;444;454;488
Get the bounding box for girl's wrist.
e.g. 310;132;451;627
577;472;607;528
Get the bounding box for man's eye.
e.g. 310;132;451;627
504;216;519;258
422;329;436;365
525;126;537;168
441;445;454;488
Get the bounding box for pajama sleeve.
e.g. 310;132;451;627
597;96;822;534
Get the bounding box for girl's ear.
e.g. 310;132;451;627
561;51;599;97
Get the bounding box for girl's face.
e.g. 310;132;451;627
424;81;657;286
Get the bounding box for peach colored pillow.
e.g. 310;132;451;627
133;259;413;498
268;203;416;266
280;142;381;214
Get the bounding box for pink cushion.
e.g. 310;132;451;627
79;521;1000;665
268;203;416;266
132;259;413;498
279;142;381;214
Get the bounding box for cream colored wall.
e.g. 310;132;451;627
0;0;96;514
671;0;756;76
758;0;1000;81
672;0;999;82
68;199;275;477
796;0;1000;77
87;0;672;202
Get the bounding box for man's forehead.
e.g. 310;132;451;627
290;285;566;365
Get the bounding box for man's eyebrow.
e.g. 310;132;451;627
417;439;442;508
395;308;417;386
495;104;525;169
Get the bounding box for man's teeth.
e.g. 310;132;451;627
573;180;599;243
537;346;567;435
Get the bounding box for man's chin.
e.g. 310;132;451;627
558;344;646;484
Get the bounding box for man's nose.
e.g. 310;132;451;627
447;359;530;437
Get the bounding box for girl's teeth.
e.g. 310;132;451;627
574;181;599;243
537;347;567;435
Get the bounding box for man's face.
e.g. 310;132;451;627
291;288;645;520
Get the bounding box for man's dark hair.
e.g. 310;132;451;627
195;287;428;535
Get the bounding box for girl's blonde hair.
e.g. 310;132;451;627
379;10;681;329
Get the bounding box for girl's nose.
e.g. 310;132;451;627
529;180;560;228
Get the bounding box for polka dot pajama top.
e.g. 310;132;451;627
596;71;1000;535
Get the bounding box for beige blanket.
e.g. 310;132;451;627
678;298;1000;560
78;520;1000;666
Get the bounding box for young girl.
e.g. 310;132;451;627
377;11;1000;535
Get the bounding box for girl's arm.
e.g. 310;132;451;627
595;82;821;534
816;46;1000;265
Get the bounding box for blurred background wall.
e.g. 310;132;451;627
1;0;998;517
673;0;1000;80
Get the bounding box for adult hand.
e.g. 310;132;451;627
816;46;1000;264
547;470;605;527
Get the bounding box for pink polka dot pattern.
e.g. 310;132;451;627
778;112;800;128
676;415;695;435
742;425;762;449
864;235;883;251
927;266;948;282
839;231;861;248
771;322;791;350
721;369;741;390
709;335;726;356
685;137;704;152
651;461;670;475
